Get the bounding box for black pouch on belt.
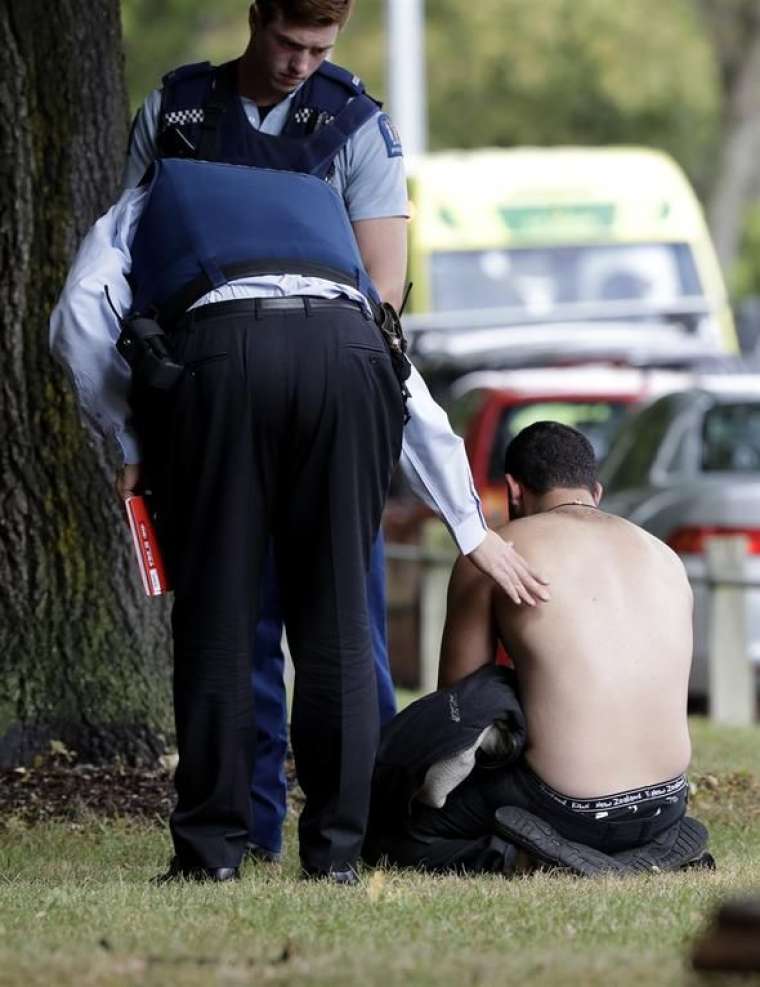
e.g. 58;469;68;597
375;302;412;422
116;316;184;391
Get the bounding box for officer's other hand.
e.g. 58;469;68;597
467;530;550;606
116;463;142;501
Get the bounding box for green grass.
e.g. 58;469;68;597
394;687;422;711
0;717;758;987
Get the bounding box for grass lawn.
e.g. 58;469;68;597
0;717;758;987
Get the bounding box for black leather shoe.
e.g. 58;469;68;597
245;842;282;865
152;857;240;885
301;865;359;886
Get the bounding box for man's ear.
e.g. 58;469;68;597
593;481;604;505
505;473;522;505
250;3;259;32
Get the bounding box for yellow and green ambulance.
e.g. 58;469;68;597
406;146;736;354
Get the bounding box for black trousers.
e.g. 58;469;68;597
144;298;404;872
382;762;688;874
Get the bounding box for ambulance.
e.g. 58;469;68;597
405;146;737;360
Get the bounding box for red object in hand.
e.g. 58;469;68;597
124;495;171;596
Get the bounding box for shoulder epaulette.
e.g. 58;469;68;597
316;60;367;96
161;61;214;86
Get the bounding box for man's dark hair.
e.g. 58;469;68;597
255;0;354;27
503;421;597;494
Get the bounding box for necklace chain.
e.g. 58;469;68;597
545;501;598;512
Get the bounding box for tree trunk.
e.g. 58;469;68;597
0;0;173;768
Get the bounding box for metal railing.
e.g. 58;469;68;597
702;537;759;726
386;528;456;695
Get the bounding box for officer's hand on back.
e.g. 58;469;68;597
467;530;550;606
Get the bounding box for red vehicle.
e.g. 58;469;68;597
450;366;693;526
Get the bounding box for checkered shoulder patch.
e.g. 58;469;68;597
293;108;315;126
163;108;204;127
293;107;335;130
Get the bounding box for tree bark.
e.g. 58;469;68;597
0;0;173;768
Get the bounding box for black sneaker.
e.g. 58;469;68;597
681;851;716;871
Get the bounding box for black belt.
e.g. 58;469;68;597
179;296;370;327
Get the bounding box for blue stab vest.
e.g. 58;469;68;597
128;158;380;323
154;59;380;178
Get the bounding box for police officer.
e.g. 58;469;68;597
122;0;403;864
51;6;549;885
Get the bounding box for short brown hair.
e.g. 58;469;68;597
254;0;355;28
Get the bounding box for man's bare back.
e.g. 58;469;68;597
363;422;705;878
440;501;693;799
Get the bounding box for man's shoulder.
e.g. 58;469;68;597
315;60;382;108
495;510;620;556
316;60;370;98
495;516;537;542
450;549;494;597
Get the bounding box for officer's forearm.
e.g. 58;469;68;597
352;216;407;309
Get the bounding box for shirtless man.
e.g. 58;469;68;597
370;421;695;874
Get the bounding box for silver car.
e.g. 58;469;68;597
599;377;760;700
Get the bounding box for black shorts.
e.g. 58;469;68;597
401;760;689;858
516;768;689;853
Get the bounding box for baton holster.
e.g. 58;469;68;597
375;301;412;423
116;315;184;391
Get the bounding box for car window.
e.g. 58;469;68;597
488;400;630;484
429;242;702;314
600;394;689;492
702;402;760;472
655;413;697;476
